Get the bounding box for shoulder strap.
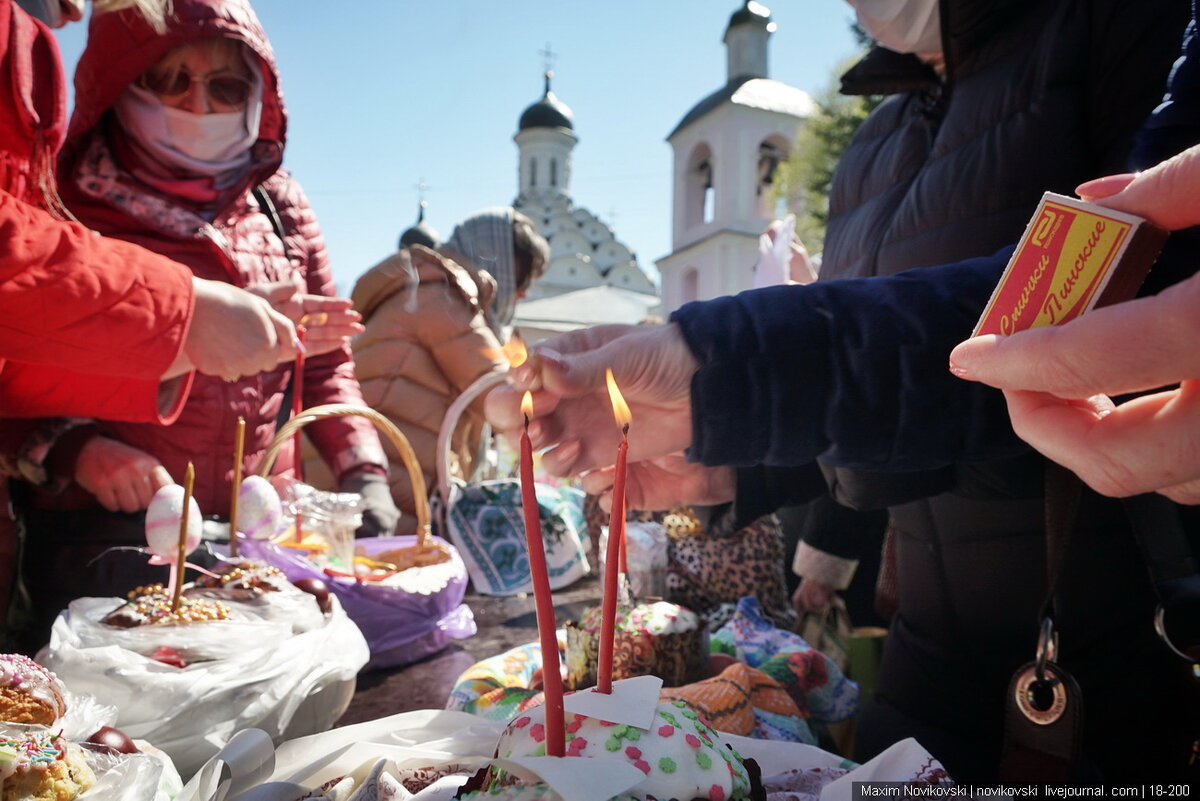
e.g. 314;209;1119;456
252;184;297;433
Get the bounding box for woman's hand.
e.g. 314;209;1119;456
247;279;363;358
485;323;698;478
579;453;736;513
75;436;173;513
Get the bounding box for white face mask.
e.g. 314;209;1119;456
845;0;942;55
14;0;83;28
112;61;264;179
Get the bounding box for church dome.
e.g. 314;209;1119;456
519;72;574;132
399;201;439;250
728;1;772;30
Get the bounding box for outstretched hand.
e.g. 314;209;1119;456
950;143;1200;504
247;279;363;358
580;452;735;513
174;278;299;380
485;323;699;478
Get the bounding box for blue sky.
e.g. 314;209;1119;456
52;2;862;295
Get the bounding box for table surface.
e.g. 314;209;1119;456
337;575;602;726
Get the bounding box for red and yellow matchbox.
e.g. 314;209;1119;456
972;192;1167;337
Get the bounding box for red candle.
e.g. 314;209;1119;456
520;391;565;756
597;368;631;694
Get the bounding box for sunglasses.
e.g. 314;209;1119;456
139;68;254;109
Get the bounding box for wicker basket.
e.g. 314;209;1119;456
259;402;451;568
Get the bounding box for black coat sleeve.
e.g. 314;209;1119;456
669;248;1029;472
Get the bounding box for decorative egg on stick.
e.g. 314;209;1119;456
144;463;201;608
237;475;284;540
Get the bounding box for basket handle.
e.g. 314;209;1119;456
435;371;508;507
259;403;431;545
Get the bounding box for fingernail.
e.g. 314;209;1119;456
554;439;582;466
948;359;974;379
513;365;533;385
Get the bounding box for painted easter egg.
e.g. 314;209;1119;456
145;484;203;560
238;475;283;539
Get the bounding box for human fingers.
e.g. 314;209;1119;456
149;465;174;492
299;323;365;358
1159;477;1200;505
1079;144;1200;230
263;308;299;369
301;294;353;312
950;274;1200;397
511;325;638;391
1075;173;1135;203
111;474;144;514
1003;385;1200;498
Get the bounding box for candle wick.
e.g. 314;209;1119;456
524;413;530;429
622;423;629;437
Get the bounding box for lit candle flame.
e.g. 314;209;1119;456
521;390;533;423
605;368;631;430
505;333;528;368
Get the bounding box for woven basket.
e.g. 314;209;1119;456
260;402;450;568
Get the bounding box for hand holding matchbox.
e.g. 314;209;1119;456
972;192;1167;337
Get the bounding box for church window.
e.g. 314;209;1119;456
682;267;699;304
685;144;714;229
531;158;537;187
757;137;789;217
551;158;558;187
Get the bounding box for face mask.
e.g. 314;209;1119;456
845;0;942;55
113;65;264;178
15;0;82;28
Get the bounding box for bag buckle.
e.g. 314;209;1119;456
1014;617;1068;726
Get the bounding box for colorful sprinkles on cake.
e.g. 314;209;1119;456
494;700;756;801
0;730;65;779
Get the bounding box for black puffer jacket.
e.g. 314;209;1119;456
822;0;1190;783
672;0;1194;783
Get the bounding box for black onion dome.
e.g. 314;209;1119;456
399;202;439;250
518;71;574;132
728;0;772;29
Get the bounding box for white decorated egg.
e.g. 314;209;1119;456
145;484;203;560
238;475;283;539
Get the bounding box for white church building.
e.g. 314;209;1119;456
510;72;661;341
656;1;815;313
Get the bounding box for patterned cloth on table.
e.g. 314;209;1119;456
710;596;859;727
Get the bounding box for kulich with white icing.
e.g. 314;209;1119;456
565;603;707;690
0;729;95;800
0;655;66;726
493;701;756;801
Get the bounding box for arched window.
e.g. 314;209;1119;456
530;158;538;188
685;144;714;229
681;267;699;304
550;158;558;187
756;137;789;217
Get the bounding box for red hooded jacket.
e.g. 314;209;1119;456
0;0;194;423
30;0;388;515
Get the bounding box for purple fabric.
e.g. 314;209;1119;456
241;535;474;670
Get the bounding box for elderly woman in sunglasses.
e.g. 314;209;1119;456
3;0;400;650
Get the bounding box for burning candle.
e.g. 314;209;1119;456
597;368;631;694
172;462;195;613
228;416;245;557
520;390;565;756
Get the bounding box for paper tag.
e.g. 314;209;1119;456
562;675;662;729
492;757;644;801
973;192;1162;336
